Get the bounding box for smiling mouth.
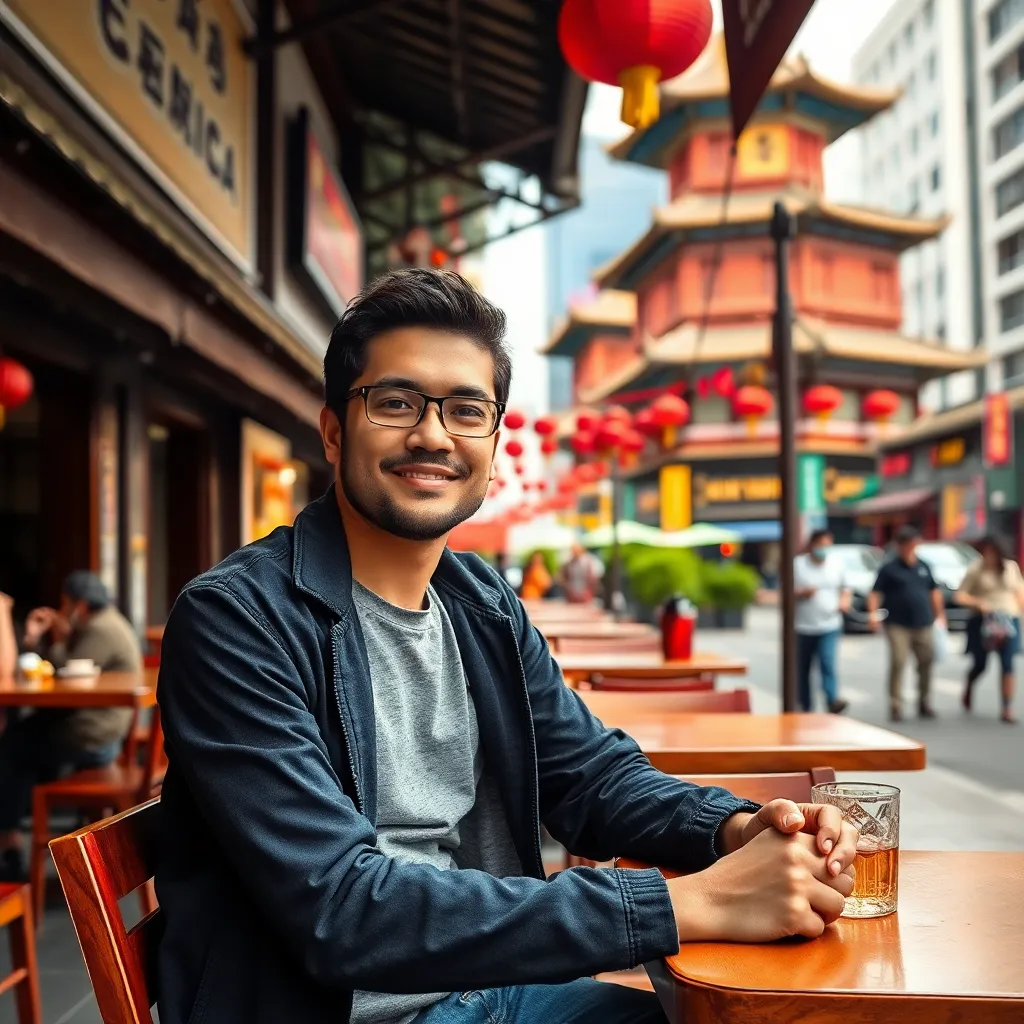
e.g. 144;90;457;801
392;469;460;482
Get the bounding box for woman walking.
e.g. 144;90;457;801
955;535;1024;724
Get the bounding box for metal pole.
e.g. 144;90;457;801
771;201;799;712
606;460;623;615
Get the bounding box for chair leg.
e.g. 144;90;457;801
8;887;42;1024
29;791;49;928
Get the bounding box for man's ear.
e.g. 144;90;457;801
320;406;342;464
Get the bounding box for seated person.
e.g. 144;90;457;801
0;591;15;681
156;270;857;1024
0;571;141;881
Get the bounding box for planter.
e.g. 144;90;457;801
697;607;748;630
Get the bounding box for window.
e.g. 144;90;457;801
904;21;914;48
992;43;1024;102
923;0;934;28
908;179;920;210
994;103;1024;159
910;126;919;155
906;71;917;98
871;60;880;82
888;41;897;67
929;110;940;136
936;322;946;340
999;288;1024;331
990;0;1024;43
1004;348;1024;381
927;52;937;81
998;227;1024;273
996;166;1024;216
936;267;945;297
931;163;941;190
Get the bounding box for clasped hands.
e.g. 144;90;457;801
667;799;858;944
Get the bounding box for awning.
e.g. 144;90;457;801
846;488;935;516
714;520;782;542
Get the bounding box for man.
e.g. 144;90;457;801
793;529;850;714
868;525;946;721
0;571;141;881
157;270;857;1024
560;543;601;604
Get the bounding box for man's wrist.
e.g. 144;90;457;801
715;811;754;857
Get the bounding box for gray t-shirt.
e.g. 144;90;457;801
348;581;520;1024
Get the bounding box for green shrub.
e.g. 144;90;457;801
701;560;760;610
625;547;707;608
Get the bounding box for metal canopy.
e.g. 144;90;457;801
274;0;585;268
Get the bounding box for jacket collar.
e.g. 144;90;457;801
292;487;503;618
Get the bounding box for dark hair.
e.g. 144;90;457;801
323;269;511;414
977;533;1007;571
808;528;832;549
63;571;109;612
894;524;921;545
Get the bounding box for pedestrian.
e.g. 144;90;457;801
156;268;858;1024
867;525;946;721
0;591;15;682
793;528;850;714
518;550;552;600
955;534;1024;724
560;542;601;604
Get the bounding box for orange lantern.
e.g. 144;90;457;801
503;409;526;431
733;385;773;436
803;384;843;422
862;389;901;423
0;357;34;430
648;393;690;449
558;0;713;129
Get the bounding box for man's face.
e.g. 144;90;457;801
321;327;499;542
899;537;919;560
59;594;87;628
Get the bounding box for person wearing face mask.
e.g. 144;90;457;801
793;529;850;714
0;571;141;881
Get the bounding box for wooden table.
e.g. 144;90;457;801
557;652;748;683
538;621;658;641
576;703;926;773
0;669;157;710
648;851;1024;1023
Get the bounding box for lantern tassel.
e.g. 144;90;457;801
744;414;758;437
661;426;676;450
618;64;661;129
0;404;4;430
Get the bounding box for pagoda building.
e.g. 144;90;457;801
543;39;984;548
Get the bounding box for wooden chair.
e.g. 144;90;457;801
31;709;166;923
589;675;714;693
49;800;161;1023
587;688;752;713
0;884;41;1024
554;635;662;656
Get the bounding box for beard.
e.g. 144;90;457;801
340;435;488;541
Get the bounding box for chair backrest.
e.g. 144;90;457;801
582;688;752;716
141;708;167;796
589;675;714;693
554;635;662;655
49;799;162;1023
675;767;837;804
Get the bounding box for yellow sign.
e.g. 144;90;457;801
930;436;965;468
3;0;253;267
737;123;790;179
693;470;868;506
660;465;692;531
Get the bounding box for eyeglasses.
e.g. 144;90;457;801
343;386;505;438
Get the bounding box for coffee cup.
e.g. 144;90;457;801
64;658;97;675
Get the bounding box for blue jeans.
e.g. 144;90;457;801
797;629;840;711
412;979;666;1023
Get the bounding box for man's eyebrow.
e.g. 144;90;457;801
371;376;495;402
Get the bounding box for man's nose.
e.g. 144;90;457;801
407;402;455;451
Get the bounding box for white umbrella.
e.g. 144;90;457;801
506;520;579;555
659;522;742;548
580;521;663;548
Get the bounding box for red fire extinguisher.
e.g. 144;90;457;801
660;596;697;661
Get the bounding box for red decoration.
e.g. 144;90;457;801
696;376;712;399
711;366;735;398
648;393;690;448
0;357;34;430
504;438;524;459
570;431;596;456
803;384;843;422
536;481;549;493
862;389;901;423
513;463;525;476
634;407;660;438
576;411;600;432
557;476;577;494
602;405;633;427
733;385;773;436
522;481;533;492
533;416;557;437
558;0;713;129
503;409;526;431
575;463;600;485
540;437;559;457
595;421;628;452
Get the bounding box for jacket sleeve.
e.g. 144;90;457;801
509;597;760;868
157;583;680;994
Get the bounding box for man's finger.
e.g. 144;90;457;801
759;798;805;834
827;821;860;876
798;802;844;858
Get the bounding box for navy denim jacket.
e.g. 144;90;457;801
155;490;757;1024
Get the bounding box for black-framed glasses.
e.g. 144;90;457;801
344;386;505;438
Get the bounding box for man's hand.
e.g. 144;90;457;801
669;828;855;943
23;607;56;647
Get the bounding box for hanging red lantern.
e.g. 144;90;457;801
503;409;526;431
557;475;577;494
803;384;843;422
570;431;596;456
536;480;549;493
619;429;646;468
558;0;713;130
603;405;633;426
648;393;690;449
862;389;901;423
634;407;660;439
711;366;735;399
576;411;600;433
575;463;600;485
522;481;533;492
504;438;524;459
696;375;712;400
733;385;774;436
513;462;525;476
533;416;557;437
594;420;628;453
540;437;559;458
0;357;34;430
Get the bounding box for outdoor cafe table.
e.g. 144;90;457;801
0;669;157;710
556;651;748;686
643;851;1024;1023
538;621;659;642
576;699;926;773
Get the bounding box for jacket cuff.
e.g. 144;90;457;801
696;794;762;864
613;866;679;966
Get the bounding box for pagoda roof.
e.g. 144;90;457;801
596;187;948;290
576;318;986;405
542;290;636;356
610;36;898;167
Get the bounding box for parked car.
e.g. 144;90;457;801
831;544;886;633
914;542;977;631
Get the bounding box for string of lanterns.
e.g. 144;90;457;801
0;356;34;430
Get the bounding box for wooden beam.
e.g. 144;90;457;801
245;0;408;54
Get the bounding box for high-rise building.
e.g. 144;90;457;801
852;0;979;410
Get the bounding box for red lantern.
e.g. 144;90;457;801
733;385;773;436
649;393;690;448
619;429;646;468
0;357;34;430
513;462;525;476
533;416;557;437
503;409;526;430
557;476;577;494
862;389;901;423
540;437;559;458
522;481;533;492
536;480;549;493
576;411;600;432
558;0;713;129
575;463;600;485
504;438;524;459
696;375;712;399
570;431;596;456
602;405;633;427
803;385;843;422
711;366;735;399
634;407;660;438
594;421;628;452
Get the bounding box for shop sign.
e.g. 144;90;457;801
940;476;986;541
287;107;364;315
632;480;661;527
2;0;253;268
983;392;1013;468
694;467;869;509
797;454;825;515
880;451;912;478
694;473;781;506
929;436;965;468
660;465;692;531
